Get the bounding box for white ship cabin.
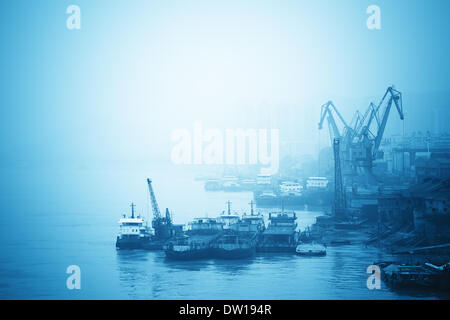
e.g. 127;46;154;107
189;217;224;232
118;217;146;238
280;181;303;195
217;213;240;229
306;177;329;189
257;174;272;185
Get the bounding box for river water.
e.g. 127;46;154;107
0;164;446;299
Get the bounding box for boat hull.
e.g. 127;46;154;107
165;248;212;260
116;236;165;250
116;236;147;250
296;251;326;256
213;247;255;259
256;246;296;253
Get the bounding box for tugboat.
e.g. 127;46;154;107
165;217;224;260
257;211;298;253
116;203;152;249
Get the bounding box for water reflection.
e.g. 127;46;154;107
212;258;255;275
163;258;215;272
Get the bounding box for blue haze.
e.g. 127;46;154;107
0;0;449;299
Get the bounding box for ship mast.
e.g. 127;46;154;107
130;202;135;219
227;201;231;215
249;200;254;216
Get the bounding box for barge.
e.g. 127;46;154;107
257;211;298;253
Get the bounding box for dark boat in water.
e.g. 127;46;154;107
165;235;215;260
116;179;182;250
379;261;450;290
212;233;255;259
165;218;224;260
257;211;298;253
116;203;153;249
212;204;265;259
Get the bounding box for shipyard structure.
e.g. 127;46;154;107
116;86;449;291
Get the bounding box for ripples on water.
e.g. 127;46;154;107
0;167;446;299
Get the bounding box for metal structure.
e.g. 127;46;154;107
147;178;173;239
318;101;354;175
353;86;404;171
319;86;404;180
333;138;346;219
318;101;350;143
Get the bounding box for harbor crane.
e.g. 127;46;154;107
319;86;404;183
318;101;355;175
147;178;173;239
354;86;404;171
318;101;350;143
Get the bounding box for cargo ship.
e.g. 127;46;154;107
212;232;256;259
116;203;152;249
257;211;298;253
116;179;182;250
165;217;224;260
212;202;265;259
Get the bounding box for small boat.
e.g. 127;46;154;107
380;262;450;290
296;242;327;256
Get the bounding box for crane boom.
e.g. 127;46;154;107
318;101;350;143
147;178;161;219
372;87;403;157
356;102;376;137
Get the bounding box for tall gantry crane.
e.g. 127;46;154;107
319;86;404;183
318;101;350;143
147;178;173;239
353;86;404;171
318;101;354;175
